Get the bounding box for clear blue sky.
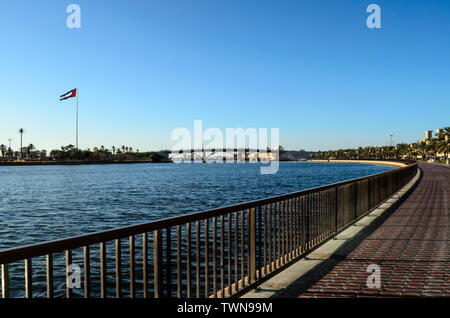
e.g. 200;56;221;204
0;0;449;152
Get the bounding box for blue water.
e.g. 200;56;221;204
0;162;392;250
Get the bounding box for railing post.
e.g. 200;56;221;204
166;228;172;297
177;226;182;298
334;188;338;232
1;264;9;298
115;239;122;298
129;236;135;298
100;242;107;298
306;196;310;249
143;233;148;298
301;197;306;252
195;221;200;298
354;183;357;220
153;229;163;298
83;246;90;298
248;207;257;283
46;254;53;298
25;258;32;298
65;250;72;298
186;223;191;298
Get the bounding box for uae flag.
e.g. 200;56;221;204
60;89;77;101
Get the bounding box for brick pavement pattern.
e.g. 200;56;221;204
297;163;449;297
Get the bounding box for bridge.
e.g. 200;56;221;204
162;148;280;162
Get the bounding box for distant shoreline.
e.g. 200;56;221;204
0;160;159;166
0;159;302;166
0;158;416;167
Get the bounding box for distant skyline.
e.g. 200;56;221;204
1;0;449;152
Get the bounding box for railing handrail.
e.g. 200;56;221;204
0;162;415;264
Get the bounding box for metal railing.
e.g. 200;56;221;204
0;163;418;298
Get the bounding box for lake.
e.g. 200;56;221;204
0;161;393;250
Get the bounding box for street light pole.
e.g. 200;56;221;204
19;128;24;159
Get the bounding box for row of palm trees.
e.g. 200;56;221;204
2;127;145;160
0;143;39;159
2;126;167;162
0;143;144;161
0;127;29;159
51;145;140;159
107;145;138;155
316;127;450;162
57;145;139;154
49;145;164;162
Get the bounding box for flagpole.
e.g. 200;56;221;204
76;88;78;149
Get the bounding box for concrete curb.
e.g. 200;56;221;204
241;167;422;298
310;160;408;168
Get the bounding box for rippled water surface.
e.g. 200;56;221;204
0;162;392;250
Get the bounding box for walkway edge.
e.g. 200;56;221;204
240;167;422;298
310;159;408;168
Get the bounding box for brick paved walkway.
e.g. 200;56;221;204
294;163;449;297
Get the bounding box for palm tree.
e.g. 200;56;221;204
435;128;450;162
427;139;439;160
419;140;429;160
27;144;35;159
19;128;24;158
435;128;449;162
0;144;6;158
111;146;116;155
437;141;448;162
396;143;409;160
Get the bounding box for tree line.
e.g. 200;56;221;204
315;127;450;162
0;144;164;163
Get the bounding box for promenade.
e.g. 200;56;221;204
281;163;449;297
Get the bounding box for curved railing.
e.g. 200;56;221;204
0;163;418;298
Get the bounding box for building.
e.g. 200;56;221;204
425;130;433;139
